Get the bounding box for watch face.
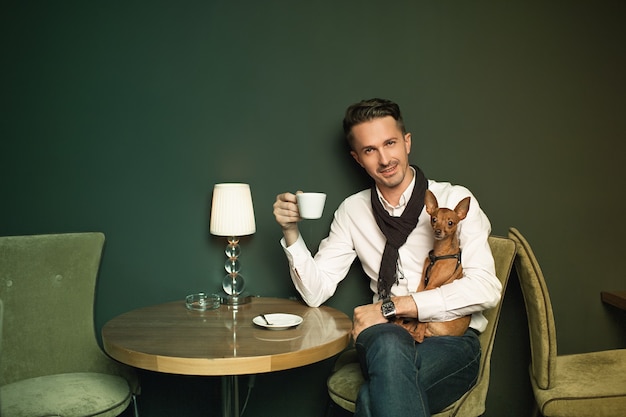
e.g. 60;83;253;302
382;300;396;318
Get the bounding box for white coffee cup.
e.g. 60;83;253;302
296;192;327;219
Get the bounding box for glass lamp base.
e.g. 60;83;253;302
221;293;251;305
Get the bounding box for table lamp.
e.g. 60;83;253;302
209;183;256;305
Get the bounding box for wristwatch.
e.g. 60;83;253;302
381;298;396;320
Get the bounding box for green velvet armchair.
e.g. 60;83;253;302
327;235;517;416
509;227;626;417
0;233;140;417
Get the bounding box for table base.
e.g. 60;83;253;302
222;375;240;417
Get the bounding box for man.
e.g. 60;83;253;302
273;98;500;416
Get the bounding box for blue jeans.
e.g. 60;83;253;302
354;323;481;417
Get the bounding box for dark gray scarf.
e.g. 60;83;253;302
370;166;428;299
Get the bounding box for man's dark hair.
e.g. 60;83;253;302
342;98;406;148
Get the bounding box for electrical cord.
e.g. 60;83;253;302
240;374;256;416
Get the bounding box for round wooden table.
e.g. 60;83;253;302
102;297;353;416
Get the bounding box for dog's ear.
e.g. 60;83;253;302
454;197;471;220
424;189;438;215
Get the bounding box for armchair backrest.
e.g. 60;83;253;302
0;298;3;366
0;233;119;385
508;227;557;390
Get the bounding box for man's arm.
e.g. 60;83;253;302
275;193;359;307
352;296;416;340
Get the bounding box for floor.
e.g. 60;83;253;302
119;369;356;417
121;396;356;417
326;402;354;417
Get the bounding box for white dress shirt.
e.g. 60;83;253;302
280;178;500;332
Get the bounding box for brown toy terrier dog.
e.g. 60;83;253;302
396;189;472;343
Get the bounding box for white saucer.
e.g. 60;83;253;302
253;313;303;330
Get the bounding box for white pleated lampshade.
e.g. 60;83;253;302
209;183;256;236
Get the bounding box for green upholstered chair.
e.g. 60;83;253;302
0;298;3;411
327;235;517;416
509;227;626;417
0;233;140;417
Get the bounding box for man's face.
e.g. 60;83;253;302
349;116;412;192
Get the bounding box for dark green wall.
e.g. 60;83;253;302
2;1;625;416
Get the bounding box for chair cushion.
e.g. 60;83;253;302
0;372;131;417
327;362;362;413
532;349;626;417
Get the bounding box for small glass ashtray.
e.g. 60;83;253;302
185;293;221;311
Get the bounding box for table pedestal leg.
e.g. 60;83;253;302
222;375;239;417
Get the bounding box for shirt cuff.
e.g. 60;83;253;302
280;235;311;265
411;289;448;322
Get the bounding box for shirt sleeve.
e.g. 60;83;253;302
281;205;357;307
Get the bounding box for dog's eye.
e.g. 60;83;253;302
448;220;454;226
431;217;437;224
